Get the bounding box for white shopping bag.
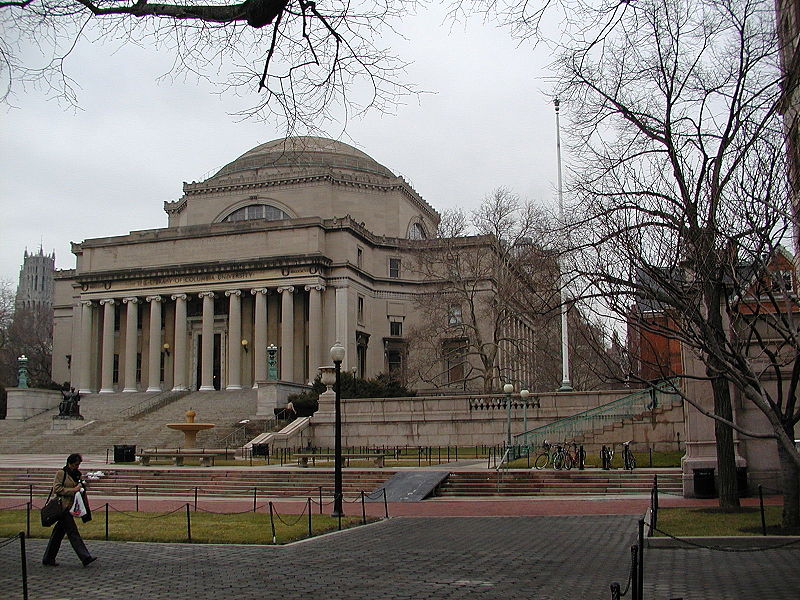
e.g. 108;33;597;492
70;490;88;518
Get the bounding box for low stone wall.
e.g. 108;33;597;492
5;388;61;420
309;389;684;450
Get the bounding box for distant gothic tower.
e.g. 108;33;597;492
15;246;55;312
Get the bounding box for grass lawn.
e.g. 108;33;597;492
654;506;800;537
0;509;374;545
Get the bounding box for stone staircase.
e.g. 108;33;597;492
0;467;681;500
0;467;393;500
437;469;682;496
0;389;260;455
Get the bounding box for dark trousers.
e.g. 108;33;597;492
42;512;91;564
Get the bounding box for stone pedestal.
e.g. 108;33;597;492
256;380;311;417
51;415;85;432
5;388;61;420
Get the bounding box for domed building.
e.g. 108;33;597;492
52;137;441;396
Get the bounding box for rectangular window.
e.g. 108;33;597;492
390;321;403;337
448;304;463;325
389;258;401;278
443;339;467;385
358;296;365;323
112;354;119;385
136;353;142;383
357;247;364;269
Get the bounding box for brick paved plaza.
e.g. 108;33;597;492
2;515;799;599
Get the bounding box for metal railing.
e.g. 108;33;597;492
121;390;192;420
513;379;680;452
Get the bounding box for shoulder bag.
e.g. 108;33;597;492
40;470;67;527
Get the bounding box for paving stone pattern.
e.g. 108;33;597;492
1;516;799;599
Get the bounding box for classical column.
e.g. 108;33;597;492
146;295;163;392
251;288;269;386
335;286;349;371
78;300;94;394
199;291;215;391
226;289;243;390
278;286;295;382
171;293;188;391
305;284;325;377
99;299;116;394
122;297;139;392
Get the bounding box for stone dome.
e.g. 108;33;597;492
210;136;395;180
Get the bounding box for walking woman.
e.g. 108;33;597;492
42;453;97;567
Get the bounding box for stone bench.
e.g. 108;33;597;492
295;453;385;468
138;449;235;467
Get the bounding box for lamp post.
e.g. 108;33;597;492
330;340;345;517
503;383;513;455
555;98;573;392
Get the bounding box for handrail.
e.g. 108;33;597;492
513;379;680;451
213;417;286;448
121;390;191;420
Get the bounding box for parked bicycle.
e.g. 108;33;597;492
534;441;554;469
622;440;636;470
601;444;615;470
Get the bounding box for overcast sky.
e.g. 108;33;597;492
0;5;562;286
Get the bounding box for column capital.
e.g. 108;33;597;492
277;286;295;294
305;284;326;292
145;295;163;303
250;288;269;296
99;298;116;306
79;300;93;307
171;293;188;301
122;297;139;305
198;291;216;299
225;289;242;298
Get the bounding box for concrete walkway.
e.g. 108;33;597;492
1;455;798;599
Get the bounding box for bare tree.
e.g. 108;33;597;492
555;0;800;521
1;0;418;128
407;188;615;393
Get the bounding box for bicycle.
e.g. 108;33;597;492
601;444;615;470
622;440;636;470
552;442;575;470
534;441;553;469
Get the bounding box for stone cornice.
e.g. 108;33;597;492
71;254;332;285
181;172;438;220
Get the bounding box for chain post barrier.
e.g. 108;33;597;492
135;485;139;512
383;488;388;518
268;502;276;543
185;504;191;543
25;502;30;537
360;491;366;524
105;504;109;541
253;487;257;512
307;498;312;538
194;487;198;512
18;532;28;600
637;519;644;599
759;485;767;535
319;487;323;514
630;545;639;600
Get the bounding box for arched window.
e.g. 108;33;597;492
224;204;291;223
408;222;427;240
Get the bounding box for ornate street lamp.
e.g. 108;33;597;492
330;340;346;517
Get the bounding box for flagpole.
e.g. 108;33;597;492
555;98;573;391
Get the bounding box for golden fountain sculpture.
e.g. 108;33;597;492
166;409;215;449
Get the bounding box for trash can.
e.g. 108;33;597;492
693;468;716;498
113;444;136;463
737;466;749;498
251;443;269;458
